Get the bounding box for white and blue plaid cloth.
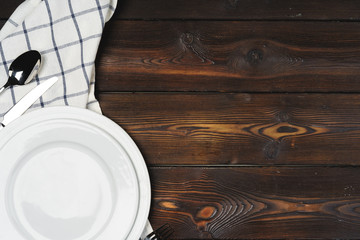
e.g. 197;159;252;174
0;0;153;237
0;0;116;116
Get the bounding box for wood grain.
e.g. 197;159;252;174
2;0;360;20
96;20;360;92
115;0;360;20
99;93;360;165
149;167;360;239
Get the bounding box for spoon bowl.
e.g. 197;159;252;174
0;50;41;94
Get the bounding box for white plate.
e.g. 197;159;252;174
0;107;151;240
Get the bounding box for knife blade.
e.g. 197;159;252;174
0;77;58;129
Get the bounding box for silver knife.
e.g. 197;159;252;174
0;77;58;130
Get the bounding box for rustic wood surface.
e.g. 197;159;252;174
5;0;360;20
149;167;360;239
96;21;360;92
114;0;360;20
2;1;360;239
99;93;360;165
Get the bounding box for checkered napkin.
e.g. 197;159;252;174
0;0;116;116
0;0;153;238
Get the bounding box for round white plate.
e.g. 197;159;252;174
0;107;151;240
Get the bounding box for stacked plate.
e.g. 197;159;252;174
0;107;151;240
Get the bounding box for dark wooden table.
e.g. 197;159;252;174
3;1;360;239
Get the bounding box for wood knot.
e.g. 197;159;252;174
181;32;194;45
158;201;179;210
277;126;298;133
196;206;217;220
260;122;327;141
246;49;263;65
263;141;280;160
178;33;214;64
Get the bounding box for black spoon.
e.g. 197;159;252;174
0;50;41;94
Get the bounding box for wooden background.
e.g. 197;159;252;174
3;0;360;239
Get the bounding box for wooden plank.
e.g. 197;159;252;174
99;93;360;165
96;21;360;92
115;0;360;20
2;0;360;20
148;167;360;239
